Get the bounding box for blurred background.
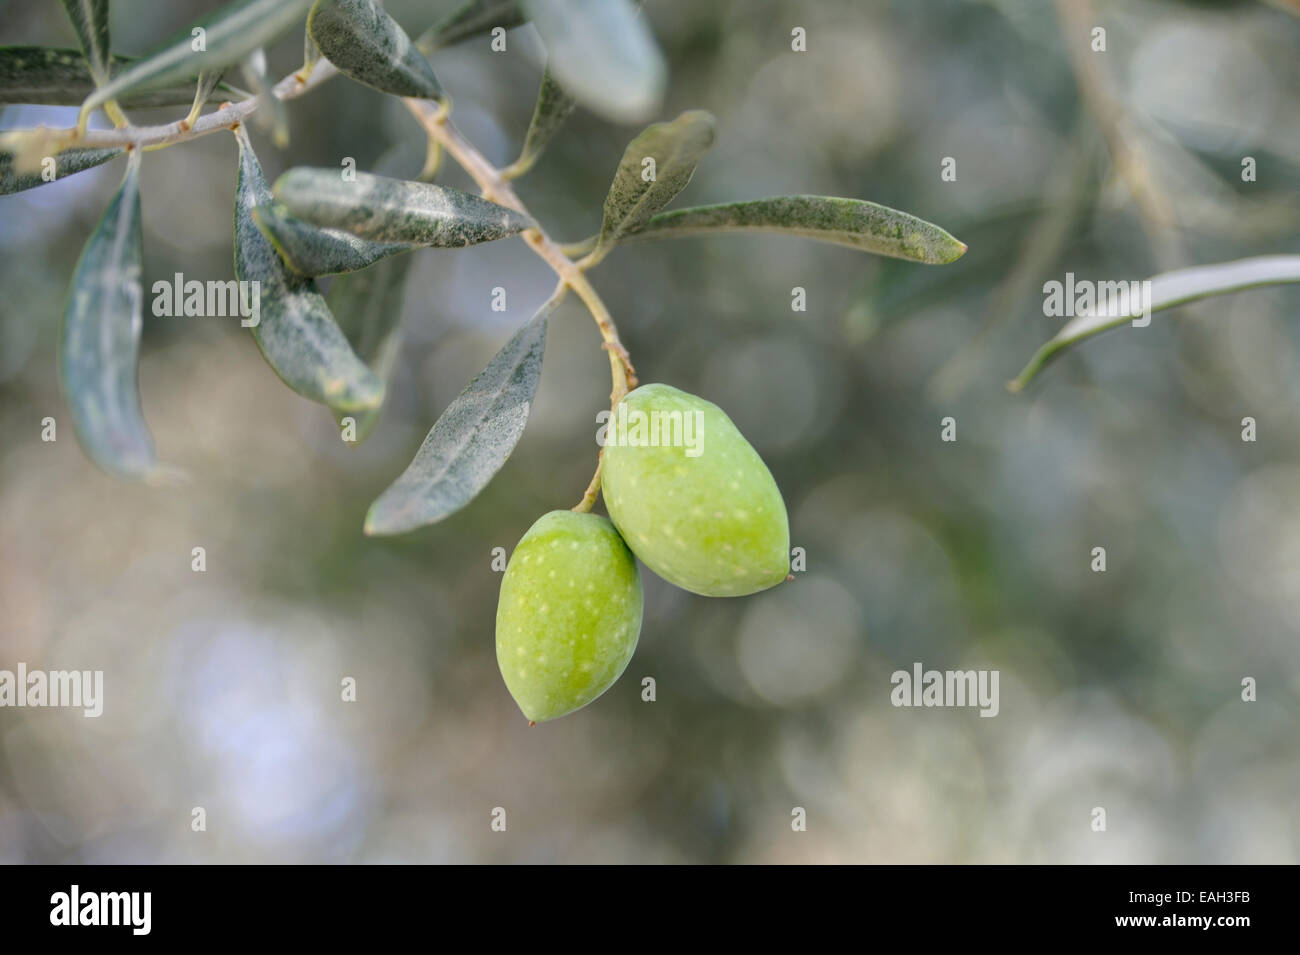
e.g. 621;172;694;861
2;0;1300;863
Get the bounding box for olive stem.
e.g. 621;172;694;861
17;61;339;153
572;450;604;514
557;235;598;260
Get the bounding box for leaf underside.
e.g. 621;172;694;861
273;167;533;246
82;0;314;116
59;150;157;478
325;145;424;440
1;145;122;195
364;299;554;535
520;0;665;123
515;67;576;172
329;246;414;441
0;47;236;106
233;128;384;413
1010;255;1300;392
60;0;112;84
252;201;412;277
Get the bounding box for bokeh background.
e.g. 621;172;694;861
2;0;1300;863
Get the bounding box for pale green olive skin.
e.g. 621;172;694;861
495;511;643;722
602;383;790;597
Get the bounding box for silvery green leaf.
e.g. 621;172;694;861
193;67;226;107
364;299;553;535
508;67;576;177
59;150;157;478
326;145;419;439
307;0;442;100
233;128;383;412
1;145;121;194
619;196;969;265
416;0;525;54
1010;255;1300;392
303;26;321;73
60;0;112;84
240;48;288;147
0;46;101;103
81;0;314;119
520;0;665;123
273;167;533;246
0;46;235;106
595;110;715;258
328;246;414;440
251;201;411;276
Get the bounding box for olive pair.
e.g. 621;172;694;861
496;383;790;722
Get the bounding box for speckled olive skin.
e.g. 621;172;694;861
602;384;790;597
496;511;643;722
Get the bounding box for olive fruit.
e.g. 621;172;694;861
602;383;790;597
495;511;643;722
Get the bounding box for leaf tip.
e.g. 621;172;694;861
934;235;968;265
362;498;389;536
327;370;386;413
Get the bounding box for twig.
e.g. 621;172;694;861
20;61;338;153
1054;0;1182;270
403;97;639;508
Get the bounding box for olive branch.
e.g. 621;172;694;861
1;0;967;532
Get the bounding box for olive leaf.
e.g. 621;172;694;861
307;0;443;101
233;127;384;412
1009;255;1300;392
364;297;555;535
272;167;534;245
328;246;414;441
1;145;121;195
57;0;129;128
80;0;314;122
302;28;322;76
251;201;411;276
240;49;288;147
520;0;665;123
181;66;229;130
416;0;525;54
617;196;969;265
324;145;422;440
60;0;112;85
0;47;235;106
59;149;158;478
594;110;716;260
507;67;576;177
0;47;103;103
193;68;226;108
